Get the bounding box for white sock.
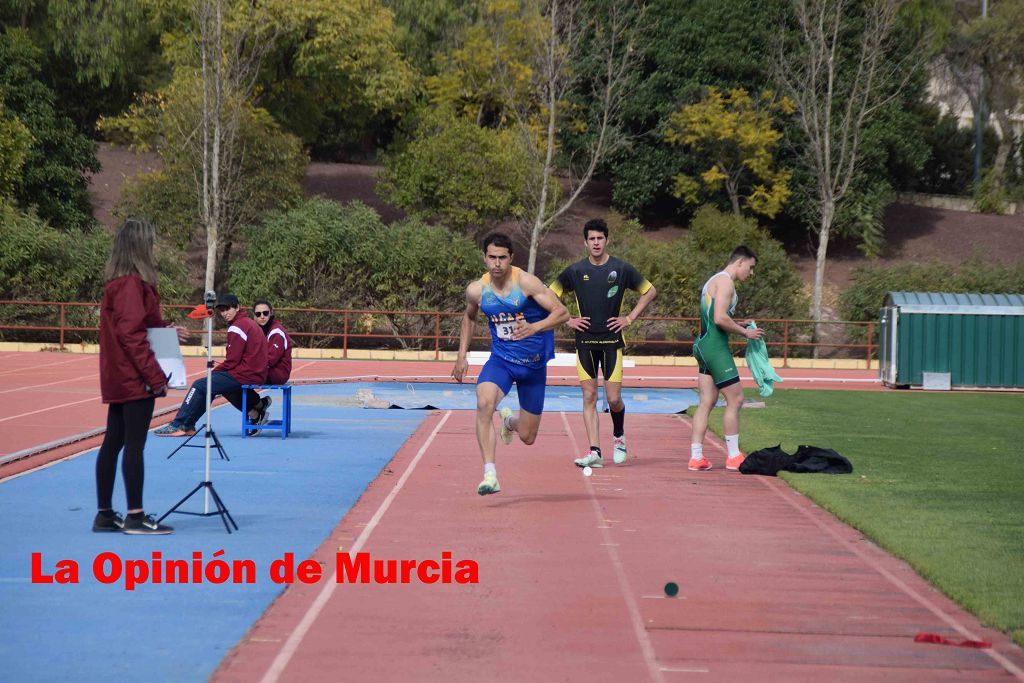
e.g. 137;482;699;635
484;463;496;475
725;434;740;457
690;443;703;461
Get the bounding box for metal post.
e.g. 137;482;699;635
866;321;875;365
782;320;790;367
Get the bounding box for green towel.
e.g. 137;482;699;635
745;322;782;397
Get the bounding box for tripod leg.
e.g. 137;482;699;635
209;429;230;461
206;482;239;532
166;427;203;459
158;481;205;523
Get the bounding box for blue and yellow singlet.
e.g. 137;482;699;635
479;267;554;369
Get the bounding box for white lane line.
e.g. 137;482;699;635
258;410;453;683
560;410;664;683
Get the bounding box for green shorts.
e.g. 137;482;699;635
693;332;739;389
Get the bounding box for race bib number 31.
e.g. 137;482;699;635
496;322;517;340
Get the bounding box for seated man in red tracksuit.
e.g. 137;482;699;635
155;293;267;436
224;298;293;432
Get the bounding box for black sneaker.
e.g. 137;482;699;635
92;510;125;533
122;513;174;535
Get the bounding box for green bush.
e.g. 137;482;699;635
229;198;482;348
840;257;1024;324
974;167;1009;214
545;206;806;354
0;203;195;341
378;106;537;231
0;203;105;342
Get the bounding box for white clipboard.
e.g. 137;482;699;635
146;327;187;389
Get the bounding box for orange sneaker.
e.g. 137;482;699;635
154;424;196;437
687;456;712;471
726;452;746;471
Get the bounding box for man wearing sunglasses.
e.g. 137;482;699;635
155;293;268;436
224;299;292;432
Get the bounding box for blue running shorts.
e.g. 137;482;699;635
477;354;548;415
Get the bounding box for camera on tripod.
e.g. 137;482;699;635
205;290;218;307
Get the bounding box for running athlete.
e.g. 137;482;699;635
452;232;569;496
550;218;656;468
689;245;765;472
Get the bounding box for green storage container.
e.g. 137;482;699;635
879;292;1024;390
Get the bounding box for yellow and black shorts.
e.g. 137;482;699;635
576;347;624;383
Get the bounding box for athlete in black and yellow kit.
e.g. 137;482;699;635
550;219;656;468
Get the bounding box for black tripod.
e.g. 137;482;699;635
160;291;238;533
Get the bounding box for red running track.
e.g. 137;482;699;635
214;410;1024;683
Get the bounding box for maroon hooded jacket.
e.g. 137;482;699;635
99;274;170;404
264;318;292;385
215;309;267;385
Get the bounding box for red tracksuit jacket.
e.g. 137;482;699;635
215;310;268;385
99;274;170;403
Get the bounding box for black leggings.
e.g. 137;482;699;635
95;397;156;511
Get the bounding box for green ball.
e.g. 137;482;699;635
664;581;679;597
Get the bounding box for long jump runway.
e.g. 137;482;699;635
216;408;1024;683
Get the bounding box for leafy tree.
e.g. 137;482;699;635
607;0;785;217
254;0;417;156
45;0;157;89
102;75;307;285
384;0;478;78
664;87;794;218
940;0;1024;197
0;97;31;199
0;27;99;230
773;0;928;337
513;0;648;273
425;0;543;126
378;106;535;230
896;109;998;196
0;1;166;132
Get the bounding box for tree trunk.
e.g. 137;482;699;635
811;199;834;359
527;0;560;275
991;108;1014;194
727;179;741;215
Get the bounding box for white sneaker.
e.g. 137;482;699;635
613;435;627;464
477;471;501;495
499;407;514;445
574;450;604;468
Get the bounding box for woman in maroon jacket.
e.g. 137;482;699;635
95;219;188;535
225;299;292;430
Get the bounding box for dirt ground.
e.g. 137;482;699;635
89;142;1024;324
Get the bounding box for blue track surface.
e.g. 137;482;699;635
0;398;426;682
0;382;699;681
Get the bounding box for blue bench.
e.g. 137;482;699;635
241;384;292;439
